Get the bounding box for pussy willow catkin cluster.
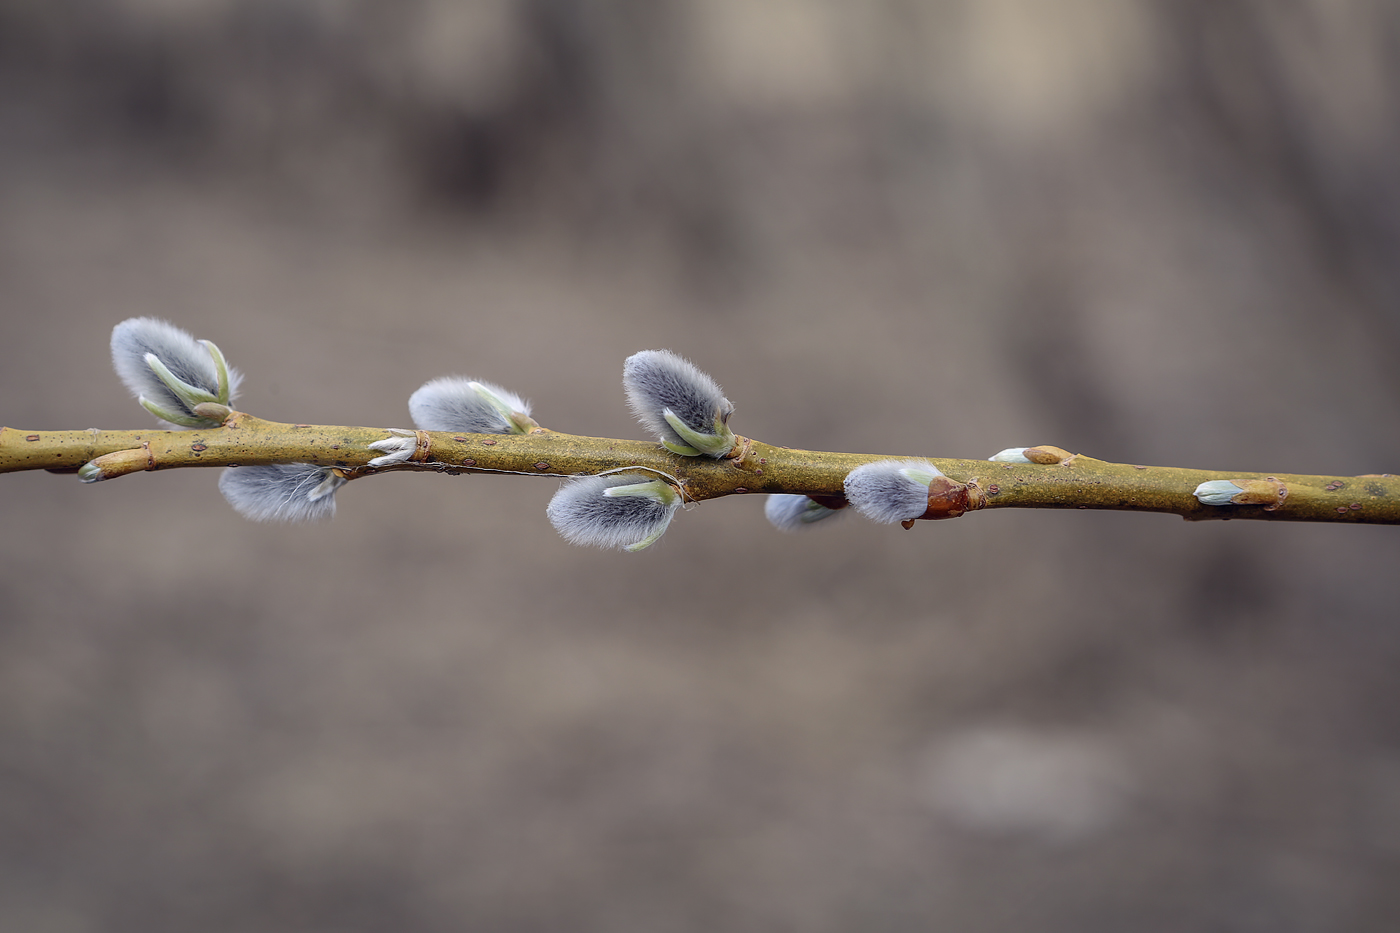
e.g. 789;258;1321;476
2;318;1397;548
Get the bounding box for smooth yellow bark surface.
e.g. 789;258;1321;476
3;413;1397;524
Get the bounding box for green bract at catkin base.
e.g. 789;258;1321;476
110;317;240;428
623;349;736;458
546;472;684;552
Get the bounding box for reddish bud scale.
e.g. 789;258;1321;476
900;477;988;528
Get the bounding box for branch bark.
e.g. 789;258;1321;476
3;412;1397;525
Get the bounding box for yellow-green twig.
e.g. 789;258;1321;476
2;412;1397;525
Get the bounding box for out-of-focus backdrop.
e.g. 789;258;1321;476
3;2;1400;930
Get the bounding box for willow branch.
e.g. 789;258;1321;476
3;412;1396;525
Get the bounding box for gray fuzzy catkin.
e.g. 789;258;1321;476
111;318;240;418
1193;480;1245;506
218;463;340;522
622;350;732;448
764;494;841;532
408;377;530;434
843;459;940;524
546;472;679;550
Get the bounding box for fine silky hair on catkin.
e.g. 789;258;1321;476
843;459;944;524
111;317;241;426
546;472;682;551
408;377;532;435
622;350;735;457
764;494;842;532
218;463;344;523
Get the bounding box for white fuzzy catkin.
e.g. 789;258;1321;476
988;448;1033;463
218;463;343;522
1193;480;1244;506
843;459;942;524
546;472;681;551
764;494;842;532
367;430;419;467
111;318;240;424
622;350;734;456
408;377;531;434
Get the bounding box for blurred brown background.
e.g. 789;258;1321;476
3;2;1400;931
